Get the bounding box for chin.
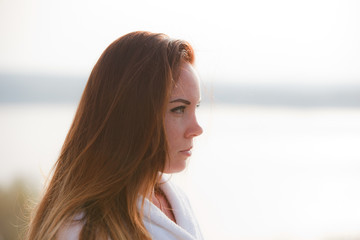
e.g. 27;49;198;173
163;161;187;174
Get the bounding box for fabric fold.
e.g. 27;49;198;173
139;175;203;240
58;176;203;240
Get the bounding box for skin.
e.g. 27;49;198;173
152;63;203;223
164;62;203;174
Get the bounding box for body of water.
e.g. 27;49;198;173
1;103;360;240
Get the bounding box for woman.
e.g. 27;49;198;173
26;31;203;240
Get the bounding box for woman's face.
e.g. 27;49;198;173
164;62;203;173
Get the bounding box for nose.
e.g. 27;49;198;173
185;116;203;139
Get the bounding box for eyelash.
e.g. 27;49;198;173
170;104;200;114
171;106;186;114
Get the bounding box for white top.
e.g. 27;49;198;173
58;178;203;240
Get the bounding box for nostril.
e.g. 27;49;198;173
185;123;203;139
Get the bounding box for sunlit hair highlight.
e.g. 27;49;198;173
26;31;194;240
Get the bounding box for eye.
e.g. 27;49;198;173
170;106;186;114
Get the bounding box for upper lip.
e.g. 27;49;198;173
180;146;193;152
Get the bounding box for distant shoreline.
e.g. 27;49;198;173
1;73;359;107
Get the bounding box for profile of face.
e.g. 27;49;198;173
164;62;203;173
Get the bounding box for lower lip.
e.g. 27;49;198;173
180;150;192;157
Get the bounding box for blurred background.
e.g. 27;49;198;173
1;0;360;239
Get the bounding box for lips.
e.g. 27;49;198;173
180;146;192;152
180;147;193;157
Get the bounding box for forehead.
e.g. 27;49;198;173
170;63;200;99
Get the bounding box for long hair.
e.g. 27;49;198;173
26;31;195;240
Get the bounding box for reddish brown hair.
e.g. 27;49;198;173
27;31;194;240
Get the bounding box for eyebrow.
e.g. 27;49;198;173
169;99;191;105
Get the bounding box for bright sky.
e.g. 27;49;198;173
1;0;360;84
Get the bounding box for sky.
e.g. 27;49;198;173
1;0;360;84
1;2;360;238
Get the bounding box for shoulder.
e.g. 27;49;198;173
57;214;84;240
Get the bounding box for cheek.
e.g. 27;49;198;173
165;122;178;145
164;117;183;150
